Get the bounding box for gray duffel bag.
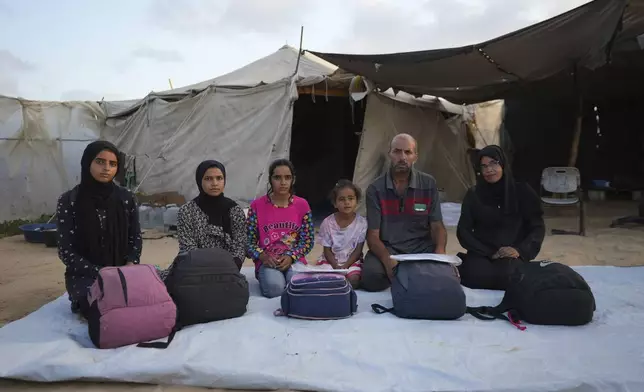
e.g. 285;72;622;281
372;259;466;320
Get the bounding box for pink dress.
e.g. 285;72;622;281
246;195;315;273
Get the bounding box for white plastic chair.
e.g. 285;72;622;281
540;167;586;236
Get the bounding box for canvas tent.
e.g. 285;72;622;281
100;46;345;209
101;46;474;212
0;46;475;222
0;97;105;223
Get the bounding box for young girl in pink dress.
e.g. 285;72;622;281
246;159;314;298
316;180;367;289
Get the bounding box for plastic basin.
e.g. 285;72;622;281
19;223;58;244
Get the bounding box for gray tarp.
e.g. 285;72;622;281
102;80;297;206
310;0;630;103
0;97;104;222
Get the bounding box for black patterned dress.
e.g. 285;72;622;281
158;200;247;280
56;186;143;311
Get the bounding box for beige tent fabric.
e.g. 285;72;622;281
102;80;297;206
353;93;474;214
468;99;504;148
0;97;104;222
156;45;338;95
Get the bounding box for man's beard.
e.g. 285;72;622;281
392;162;411;173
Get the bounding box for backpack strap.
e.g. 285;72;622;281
465;306;498;321
371;303;395;315
136;327;179;349
137;309;182;349
137;320;184;349
466;306;526;331
68;187;79;205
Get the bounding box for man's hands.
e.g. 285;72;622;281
385;257;399;281
492;246;520;259
434;247;446;255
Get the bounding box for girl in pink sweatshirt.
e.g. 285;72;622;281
246;159;314;298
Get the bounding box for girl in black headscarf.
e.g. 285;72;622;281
456;145;545;290
158;160;247;280
56;141;142;316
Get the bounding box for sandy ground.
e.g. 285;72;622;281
1;201;643;391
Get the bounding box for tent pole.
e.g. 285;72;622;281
568;65;583;167
293;26;304;76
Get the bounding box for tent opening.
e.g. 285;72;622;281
290;96;367;223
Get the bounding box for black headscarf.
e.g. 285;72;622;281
75;141;128;267
475;145;518;215
194;160;237;235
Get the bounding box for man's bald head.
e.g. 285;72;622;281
389;133;418;174
389;133;417;153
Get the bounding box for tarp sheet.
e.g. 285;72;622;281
0;266;643;391
353;93;474;208
466;100;504;149
103;46;342;119
310;0;628;103
159;45;338;94
0;97;104;222
102;80;297;206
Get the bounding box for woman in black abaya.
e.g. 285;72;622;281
56;141;142;316
456;145;545;290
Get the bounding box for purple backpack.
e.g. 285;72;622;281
87;264;177;349
278;273;357;320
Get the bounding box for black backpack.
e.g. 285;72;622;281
165;248;250;327
468;261;596;329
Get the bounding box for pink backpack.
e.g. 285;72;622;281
87;264;177;349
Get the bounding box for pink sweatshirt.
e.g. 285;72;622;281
246;195;315;271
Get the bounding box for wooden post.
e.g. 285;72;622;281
568;66;583;167
568;95;584;167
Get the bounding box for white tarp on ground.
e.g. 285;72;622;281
1;266;643;392
102;81;297;205
353;93;475;209
0;96;104;222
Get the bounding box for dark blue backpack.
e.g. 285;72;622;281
278;273;357;320
372;260;466;320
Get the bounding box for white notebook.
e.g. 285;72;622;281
390;253;463;266
291;263;351;275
